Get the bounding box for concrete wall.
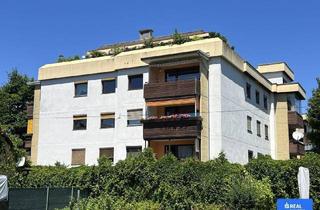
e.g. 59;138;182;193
37;67;148;165
262;72;291;84
209;58;272;164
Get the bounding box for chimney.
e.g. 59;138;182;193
139;29;153;40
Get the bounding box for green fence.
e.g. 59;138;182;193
7;187;89;210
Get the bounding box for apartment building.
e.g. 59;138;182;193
27;30;306;165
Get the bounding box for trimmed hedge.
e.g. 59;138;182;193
7;150;320;209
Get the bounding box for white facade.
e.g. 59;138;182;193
36;57;280;165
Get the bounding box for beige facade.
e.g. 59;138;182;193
30;85;40;164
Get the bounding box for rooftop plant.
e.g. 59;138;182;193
57;55;80;63
171;29;191;45
87;50;107;58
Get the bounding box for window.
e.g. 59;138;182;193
263;94;268;110
71;149;85;165
257;120;261;137
75;82;88;97
128;74;143;90
165;144;194;159
165;67;200;82
165;105;196;116
247;116;252;133
265;125;269;140
99;148;114;162
102;79;116;94
255;90;260;104
127;109;142;126
246;83;251;99
73;115;87;130
101;113;115;128
257;153;263;158
248;150;254;161
126;146;142;158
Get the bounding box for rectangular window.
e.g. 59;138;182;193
127;109;142;126
257;120;261;137
99;148;114;162
165;105;195;116
71;149;85;165
165;67;200;82
75;82;88;97
126;146;142;158
102;79;116;94
255;90;260;104
246;83;251;99
165;144;194;159
73;115;87;130
101;113;115;129
248;150;254;161
128;74;143;90
265;125;269;140
263;95;268;110
247;116;252;133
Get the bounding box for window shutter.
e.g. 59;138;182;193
101;113;115;119
72;149;85;165
127;109;142;120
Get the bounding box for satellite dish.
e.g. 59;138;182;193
16;157;26;167
292;131;304;141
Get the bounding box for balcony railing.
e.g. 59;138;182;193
142;116;201;140
289;140;305;155
288;111;304;128
144;80;200;101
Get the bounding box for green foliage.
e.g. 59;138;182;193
143;38;154;48
246;153;320;209
87;50;107;58
18;149;320;209
208;32;228;43
110;46;124;56
57;55;80;63
307;78;320;152
172;29;191;45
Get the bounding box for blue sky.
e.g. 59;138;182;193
0;0;319;110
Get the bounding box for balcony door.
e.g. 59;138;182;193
165;144;194;159
165;105;196;116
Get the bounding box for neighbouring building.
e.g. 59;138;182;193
27;30;306;165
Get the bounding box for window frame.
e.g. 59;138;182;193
100;113;115;129
265;125;269;140
248;150;254;161
71;148;86;166
257;120;261;137
128;74;143;90
74;82;88;97
127;109;143;126
255;90;260;104
73;115;87;130
247;116;252;134
126;146;142;158
246;83;251;99
102;79;116;94
263;94;268;110
99;147;114;163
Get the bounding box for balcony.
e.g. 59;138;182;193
288;111;304;129
289;140;305;156
144;80;200;101
142;116;201;140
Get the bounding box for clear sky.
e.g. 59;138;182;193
0;0;319;110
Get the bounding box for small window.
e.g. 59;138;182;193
71;149;85;165
255;90;260;104
75;82;88;97
128;74;143;90
257;121;261;137
248;150;254;161
247;116;252;133
101;113;115;129
73;115;87;130
265;125;269;140
126;146;142;158
263;95;268;110
99;148;114;162
102;79;116;94
246;83;251;99
127;109;142;126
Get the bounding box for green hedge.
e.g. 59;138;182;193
7;150;320;209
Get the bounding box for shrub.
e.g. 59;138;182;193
56;55;80;63
172;29;190;45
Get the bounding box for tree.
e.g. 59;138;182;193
0;69;34;138
307;78;320;152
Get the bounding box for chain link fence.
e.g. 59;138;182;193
3;187;89;210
